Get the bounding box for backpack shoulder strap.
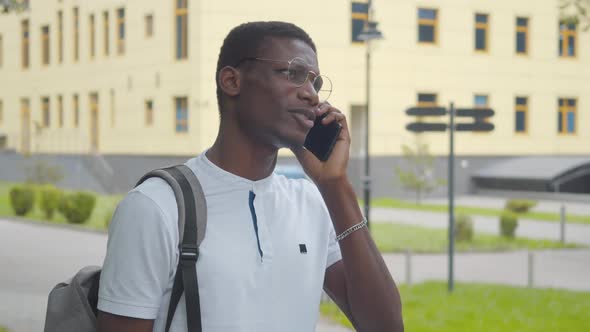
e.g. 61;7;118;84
135;164;206;332
135;165;207;245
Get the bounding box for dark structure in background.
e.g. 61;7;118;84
473;157;590;194
1;151;588;197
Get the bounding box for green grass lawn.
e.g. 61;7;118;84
371;223;580;253
0;326;9;332
0;181;122;231
0;182;583;252
371;198;590;225
320;281;590;332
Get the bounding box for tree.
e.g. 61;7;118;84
560;0;590;30
395;137;446;204
1;0;28;14
24;159;64;185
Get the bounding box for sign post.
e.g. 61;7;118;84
448;102;455;292
405;102;494;292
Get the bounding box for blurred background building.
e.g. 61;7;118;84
0;0;588;196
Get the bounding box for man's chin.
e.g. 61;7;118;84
278;132;307;151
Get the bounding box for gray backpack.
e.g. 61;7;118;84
44;165;207;332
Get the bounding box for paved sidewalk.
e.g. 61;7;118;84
383;249;590;292
0;218;351;332
372;207;590;245
423;195;590;216
2;218;589;332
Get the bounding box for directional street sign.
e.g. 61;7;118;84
406;122;448;132
455;122;495;132
405;107;447;116
455;108;495;118
405;106;495;133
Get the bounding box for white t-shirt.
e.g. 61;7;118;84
97;152;342;331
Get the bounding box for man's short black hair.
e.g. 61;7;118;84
215;21;317;112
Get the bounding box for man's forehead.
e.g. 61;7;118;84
258;37;318;68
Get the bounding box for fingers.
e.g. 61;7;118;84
316;101;333;117
320;110;343;123
316;102;343;124
314;103;350;136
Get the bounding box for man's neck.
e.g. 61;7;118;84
206;132;278;182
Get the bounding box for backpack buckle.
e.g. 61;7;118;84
180;244;199;261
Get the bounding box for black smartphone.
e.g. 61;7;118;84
303;113;342;161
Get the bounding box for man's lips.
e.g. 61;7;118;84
288;108;316;129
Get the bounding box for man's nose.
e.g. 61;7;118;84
297;75;319;105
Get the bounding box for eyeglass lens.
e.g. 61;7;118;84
288;58;332;102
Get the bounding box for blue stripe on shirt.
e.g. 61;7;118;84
248;191;263;259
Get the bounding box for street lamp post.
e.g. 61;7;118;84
357;3;383;227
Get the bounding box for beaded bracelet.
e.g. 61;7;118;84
335;217;368;242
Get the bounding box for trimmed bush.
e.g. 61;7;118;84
9;186;35;216
39;185;63;220
454;214;474;242
505;199;537;214
58;192;96;224
500;211;518;238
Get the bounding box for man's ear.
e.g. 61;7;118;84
218;66;241;97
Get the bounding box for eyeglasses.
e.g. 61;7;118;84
234;57;332;102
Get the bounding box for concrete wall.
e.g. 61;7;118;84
0;0;588;159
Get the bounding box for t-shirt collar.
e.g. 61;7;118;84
197;150;275;192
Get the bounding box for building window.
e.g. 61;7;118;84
417;93;437;107
42;97;50;128
103;11;110;56
145;14;154;37
515;97;528;133
117;8;125;55
418;8;437;44
475;13;489;52
558;98;576;134
41;25;50;65
57;95;64;128
175;0;188;59
73;94;79;128
73;7;79;61
516;17;528;54
57;11;63;63
474;94;489;108
145;100;154;125
559;22;576;58
175;97;188;132
89;14;96;59
473;94;491;133
351;1;369;43
22;19;30;68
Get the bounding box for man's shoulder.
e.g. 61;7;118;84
131;157;201;208
130;156;205;211
132;176;176;207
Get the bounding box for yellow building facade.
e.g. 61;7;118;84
0;0;588;158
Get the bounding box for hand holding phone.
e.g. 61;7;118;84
303;112;342;161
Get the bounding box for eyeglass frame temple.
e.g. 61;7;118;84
232;57;331;94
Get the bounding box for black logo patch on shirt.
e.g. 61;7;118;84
299;244;307;254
